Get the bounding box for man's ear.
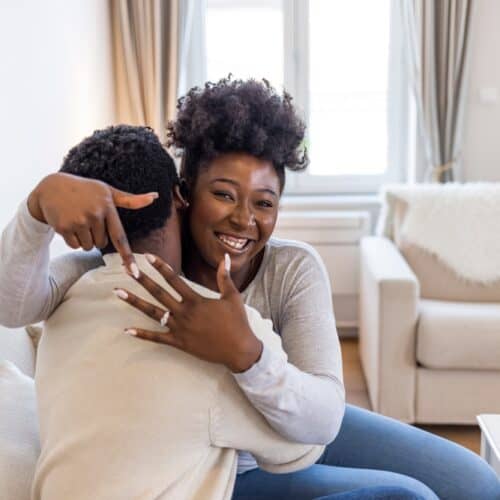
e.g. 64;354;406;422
173;183;189;209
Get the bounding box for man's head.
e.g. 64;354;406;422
60;125;179;253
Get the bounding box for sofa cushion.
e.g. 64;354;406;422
0;360;40;500
392;196;500;302
417;299;500;370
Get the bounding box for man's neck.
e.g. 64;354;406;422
130;229;182;274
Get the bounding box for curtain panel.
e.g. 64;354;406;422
402;0;475;182
111;0;179;142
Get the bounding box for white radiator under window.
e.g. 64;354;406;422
273;210;371;329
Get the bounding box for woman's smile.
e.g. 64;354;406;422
214;231;254;253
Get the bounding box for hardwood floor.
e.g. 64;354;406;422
340;337;481;455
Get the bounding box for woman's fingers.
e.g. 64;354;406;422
133;271;184;313
105;206;137;277
75;228;95;251
113;288;169;323
91;218;108;249
123;328;182;348
61;231;81;249
144;254;199;302
110;187;158;209
216;253;238;298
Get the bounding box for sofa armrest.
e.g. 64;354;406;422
0;326;36;378
359;236;419;422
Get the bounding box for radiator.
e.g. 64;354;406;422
273;210;371;329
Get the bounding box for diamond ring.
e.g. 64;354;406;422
159;310;170;327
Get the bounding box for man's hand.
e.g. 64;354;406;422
27;173;158;276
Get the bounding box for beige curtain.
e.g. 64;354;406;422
111;0;179;142
403;0;475;182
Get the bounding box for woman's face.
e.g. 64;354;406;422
188;152;281;282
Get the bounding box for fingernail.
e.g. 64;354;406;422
124;329;137;336
113;289;128;300
225;253;231;273
150;192;159;199
130;262;140;279
145;253;156;264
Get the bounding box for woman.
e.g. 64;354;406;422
0;78;498;500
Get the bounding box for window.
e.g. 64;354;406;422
206;0;284;90
206;0;403;194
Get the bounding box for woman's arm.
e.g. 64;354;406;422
0;174;158;328
116;245;346;446
233;243;346;445
0;200;102;327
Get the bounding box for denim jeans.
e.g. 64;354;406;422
232;404;500;500
316;487;425;500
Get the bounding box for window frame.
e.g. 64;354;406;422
283;0;406;195
205;0;411;195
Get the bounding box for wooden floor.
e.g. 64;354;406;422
341;337;481;455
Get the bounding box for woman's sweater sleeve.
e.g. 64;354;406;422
0;200;102;327
233;244;346;445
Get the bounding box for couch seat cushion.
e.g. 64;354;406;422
417;299;500;370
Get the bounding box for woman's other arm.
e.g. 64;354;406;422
234;244;346;445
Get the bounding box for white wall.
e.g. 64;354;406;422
0;0;115;253
462;0;500;181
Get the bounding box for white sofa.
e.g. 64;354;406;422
359;185;500;424
0;325;40;500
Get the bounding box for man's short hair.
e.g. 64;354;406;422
60;125;178;248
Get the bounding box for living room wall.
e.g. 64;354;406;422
0;0;114;254
462;0;500;182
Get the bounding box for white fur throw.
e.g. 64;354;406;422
380;183;500;284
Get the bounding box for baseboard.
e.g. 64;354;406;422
338;326;358;338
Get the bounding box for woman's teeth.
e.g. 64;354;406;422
217;234;248;250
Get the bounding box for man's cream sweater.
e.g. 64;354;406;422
32;254;323;500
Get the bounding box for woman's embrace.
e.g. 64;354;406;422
0;78;498;499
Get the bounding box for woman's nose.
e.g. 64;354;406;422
229;203;256;228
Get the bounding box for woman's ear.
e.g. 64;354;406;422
173;181;189;209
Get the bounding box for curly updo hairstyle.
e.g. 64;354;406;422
166;76;308;193
60;125;178;249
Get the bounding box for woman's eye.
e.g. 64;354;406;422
214;191;234;201
257;200;274;208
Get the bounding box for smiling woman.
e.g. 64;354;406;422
185;153;280;291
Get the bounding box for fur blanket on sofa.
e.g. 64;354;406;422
378;183;500;284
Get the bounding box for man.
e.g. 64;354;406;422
31;125;323;500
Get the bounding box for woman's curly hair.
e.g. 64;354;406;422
167;76;308;192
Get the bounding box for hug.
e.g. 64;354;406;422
0;78;498;499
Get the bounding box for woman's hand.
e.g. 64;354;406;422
114;254;263;373
27;172;158;276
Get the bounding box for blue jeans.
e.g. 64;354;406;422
316;487;424;500
232;404;500;500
